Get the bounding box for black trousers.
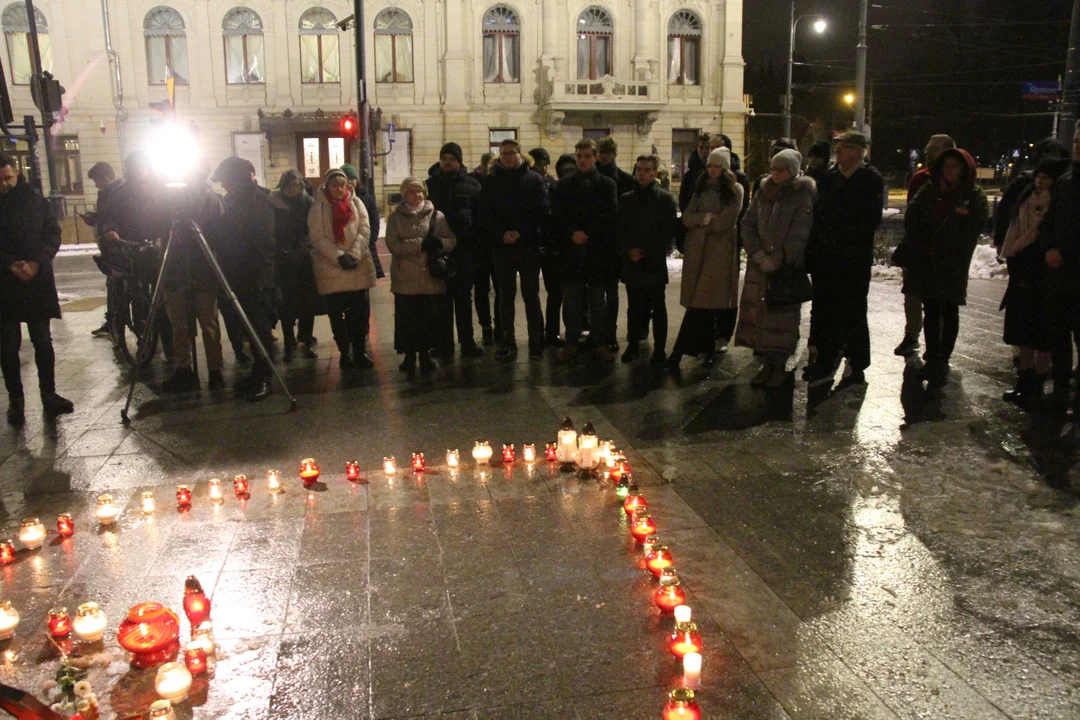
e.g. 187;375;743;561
922;299;960;364
1046;292;1080;383
474;255;502;333
811;263;872;371
542;255;562;341
492;246;545;348
447;284;476;348
219;298;246;355
604;280;620;345
324;290;371;359
564;283;608;346
625;285;668;349
234;290;274;378
672;308;716;357
714;308;737;343
1;318;55;397
282;316;315;347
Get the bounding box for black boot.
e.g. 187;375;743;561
6;394;24;425
1003;370;1035;405
353;343;375;368
162;368;200;393
247;374;271;402
621;343;640;364
399;352;416;372
419;350;436;374
481;327;494;346
282;341;295;363
41;392;74;416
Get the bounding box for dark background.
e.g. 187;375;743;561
741;0;1072;182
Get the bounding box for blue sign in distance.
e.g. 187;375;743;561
387;122;396;145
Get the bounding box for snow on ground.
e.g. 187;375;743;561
57;243;101;256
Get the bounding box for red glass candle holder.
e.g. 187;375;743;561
184;644;208;676
655;569;686;614
117;602;181;669
411;453;425;473
346;461;361;482
0;539;13;564
663;688;702;720
233;474;249;496
622;486;647;516
630;510;657;544
545;443;558;462
183;576;211;627
176;485;192;508
56;513;74;539
299;458;320;486
501;444;515;464
47;607;71;638
646;545;674;578
669;621;703;660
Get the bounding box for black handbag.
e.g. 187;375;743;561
891;241;917;269
765;264;813;307
425;213;457;281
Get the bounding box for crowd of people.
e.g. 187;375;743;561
4;122;1080;424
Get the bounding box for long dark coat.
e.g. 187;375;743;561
217;182;276;295
0;179;62;321
427;166;481;289
617;182;677;287
554;168;618;284
902;149;989;306
480;161;550;255
271;189;325;319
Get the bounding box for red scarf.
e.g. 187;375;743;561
326;187;354;246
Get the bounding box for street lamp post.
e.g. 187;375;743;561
783;2;827;140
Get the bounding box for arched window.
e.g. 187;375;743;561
2;3;51;86
576;6;612;80
374;8;413;83
144;7;188;85
299;7;339;83
482;5;519;84
667;10;701;86
223;7;264;84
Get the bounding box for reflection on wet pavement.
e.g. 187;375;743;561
0;277;1076;718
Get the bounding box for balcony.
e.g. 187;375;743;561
550;75;663;111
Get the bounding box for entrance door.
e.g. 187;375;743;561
296;133;354;186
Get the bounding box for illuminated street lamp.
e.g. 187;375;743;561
784;4;828;138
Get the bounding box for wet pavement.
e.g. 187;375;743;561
0;272;1078;719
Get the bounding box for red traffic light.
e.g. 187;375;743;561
342;117;354;132
341;113;358;137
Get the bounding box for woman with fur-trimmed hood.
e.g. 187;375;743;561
734;149;816;388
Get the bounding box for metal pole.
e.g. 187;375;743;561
1060;0;1080;146
854;0;868;136
23;114;41;194
354;0;374;197
101;0;127;158
783;1;795;139
23;0;63;218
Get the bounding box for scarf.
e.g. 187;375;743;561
1002;188;1051;259
327;187;353;246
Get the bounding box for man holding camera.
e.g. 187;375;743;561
0;153;73;424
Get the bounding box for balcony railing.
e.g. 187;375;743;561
550;76;662;109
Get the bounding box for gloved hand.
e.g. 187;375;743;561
760;256;779;273
421;234;441;253
337;253;359;271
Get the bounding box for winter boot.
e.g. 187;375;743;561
399;352;417;372
751;365;773;387
1003;370;1034;404
6;394;24;425
162;368;200;393
621;343;640;364
481;327;495;346
41;392;74;416
419;350;437;374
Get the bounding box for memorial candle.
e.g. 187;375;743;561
266;470;283;494
683;652;702;690
522;444;536;463
56;513;74;538
674;605;692;625
233;474;249;496
556;418;577;470
207;478;224;503
345;461;361;482
95;494;120;525
155;662;192;703
0;601;19;639
176;486;192;508
17;519;45;549
142;491;157;514
149;700;176;720
383;457;397;475
73;602;107;642
645;545;674;578
663;687;701;720
0;539;14;565
545;443;557;462
184;642;208;676
669;621;703;660
655;568;687;615
183;576;211;627
472;441;493;465
501;444;515;464
629;510;657;544
576;423;600;473
411;453;425;473
446;449;460;468
299;458;320;487
622;486;647;516
47;607;71;638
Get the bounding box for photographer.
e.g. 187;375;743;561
86;161;125;337
211;157;276;401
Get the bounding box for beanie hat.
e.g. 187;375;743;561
555;153;577;177
400;176;427;196
439;142;463;164
324;168;349;186
212;156;256;184
1034;155;1071;181
808;140;832;162
528;147;551;165
707;147;731;171
770;149;803;177
340;163;360;181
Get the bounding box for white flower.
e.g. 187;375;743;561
73;680;92;698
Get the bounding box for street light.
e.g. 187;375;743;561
844;93;855;105
784;3;828;139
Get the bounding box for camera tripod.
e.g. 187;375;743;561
120;217;298;423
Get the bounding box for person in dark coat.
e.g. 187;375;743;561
804;140;832;184
212;156;277;401
480;139;549;361
555;138;619;361
999;156;1069;407
0;153;72;423
901;148;988;390
805;131;885;388
1038;124;1080;412
529;147;564;346
596;136;633;351
341;163;384;280
555;153;577;180
470;152;502;346
617;154;677;365
994;137;1067;252
271;169;325;362
428;142;484;358
678;132;711;248
751;138;797;199
86;161;125;337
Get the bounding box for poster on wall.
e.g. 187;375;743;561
302;138;320;179
381;129;411;187
232;132;266;187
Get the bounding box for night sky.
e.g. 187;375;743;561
741;0;1073;176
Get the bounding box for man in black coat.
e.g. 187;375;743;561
428;142;484;358
0;153;73;423
555;138;619;361
480;139;549;361
596;136;633;352
529;147;564;346
806;131;885;387
212;156;277;400
1040;123;1080;412
87;161;125;337
618;155;677;365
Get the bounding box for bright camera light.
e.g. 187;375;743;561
149;124;198;188
813;19;827;33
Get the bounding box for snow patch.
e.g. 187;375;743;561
57;243;100;256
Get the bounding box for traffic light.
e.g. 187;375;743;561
341;112;358;139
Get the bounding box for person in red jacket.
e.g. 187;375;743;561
896;134;955;357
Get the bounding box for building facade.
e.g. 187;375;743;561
2;0;745;215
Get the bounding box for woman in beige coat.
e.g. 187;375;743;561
308;168;378;370
667;147;744;370
385;177;456;373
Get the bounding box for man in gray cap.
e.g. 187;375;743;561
805;131;884;388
